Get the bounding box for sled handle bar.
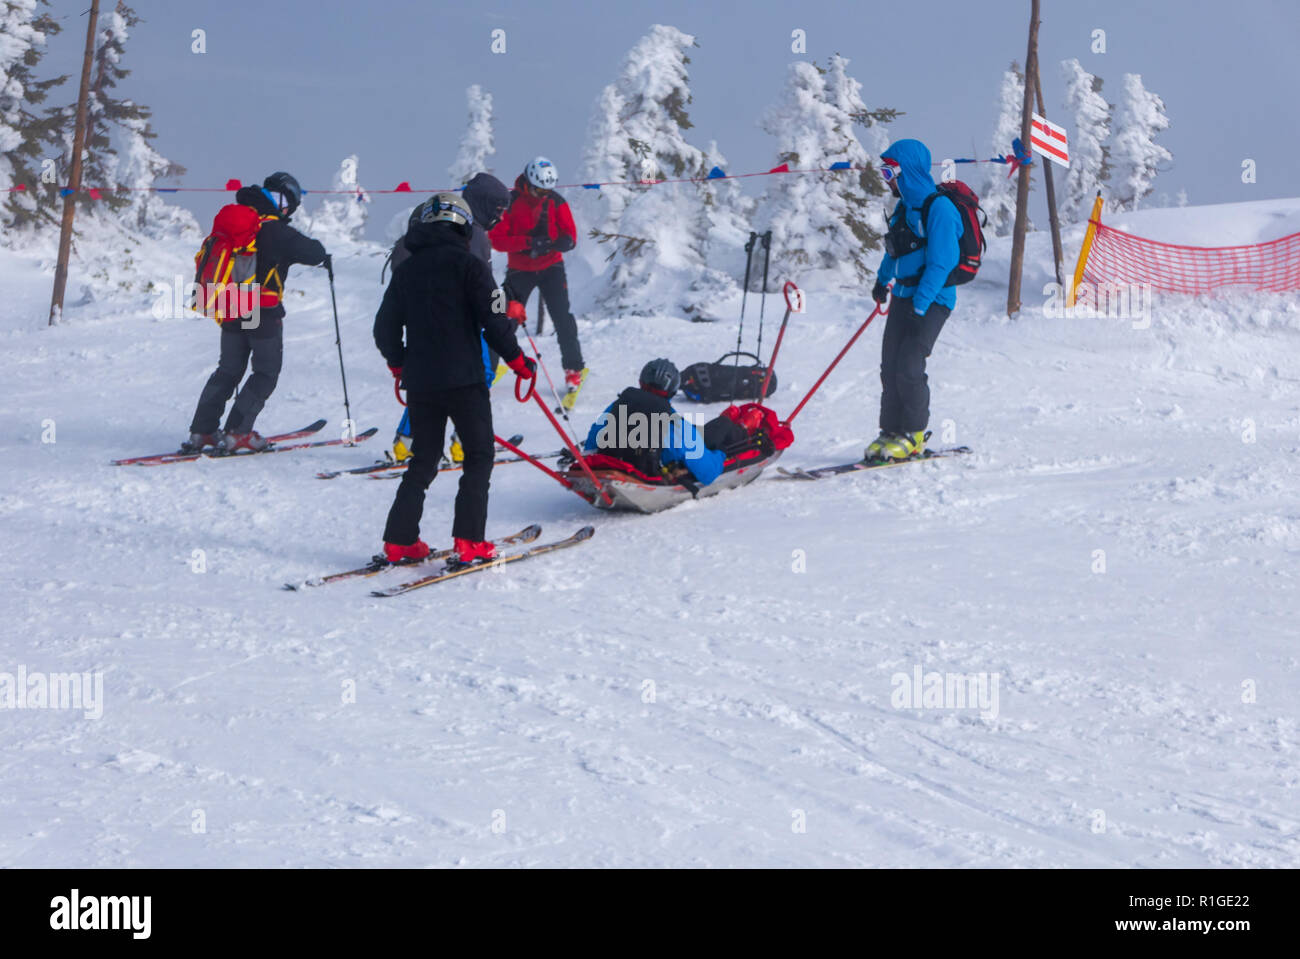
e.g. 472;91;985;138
760;281;802;401
783;293;888;427
511;374;611;506
783;280;802;313
514;370;538;404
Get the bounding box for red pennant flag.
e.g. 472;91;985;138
769;163;790;174
394;182;412;192
224;178;242;191
12;184;26;192
88;188;102;200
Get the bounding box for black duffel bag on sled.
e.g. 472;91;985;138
680;351;776;403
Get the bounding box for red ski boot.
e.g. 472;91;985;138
453;538;496;566
383;540;431;564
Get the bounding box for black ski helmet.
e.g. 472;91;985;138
639;358;680;398
263;171;303;215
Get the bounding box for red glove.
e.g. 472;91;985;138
506;300;527;326
388;365;403;381
506;353;536;380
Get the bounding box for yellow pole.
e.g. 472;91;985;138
1066;193;1104;307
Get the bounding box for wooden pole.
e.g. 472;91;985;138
48;0;100;326
1006;0;1040;318
1033;57;1065;286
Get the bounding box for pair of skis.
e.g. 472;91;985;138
776;446;972;481
283;523;595;597
112;420;377;466
314;435;563;480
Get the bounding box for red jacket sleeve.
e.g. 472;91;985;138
489;215;530;254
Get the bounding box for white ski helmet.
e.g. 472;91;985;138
525;156;558;190
418;192;473;233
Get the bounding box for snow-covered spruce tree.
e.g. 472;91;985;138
0;0;64;231
1058;58;1111;223
579;24;749;318
1109;72;1172;211
448;84;494;186
758;54;888;289
304;154;369;247
117;108;194;239
686;140;755;318
982;61;1025;237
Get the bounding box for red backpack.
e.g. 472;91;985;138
191;204;280;324
893;181;988;288
922;181;987;286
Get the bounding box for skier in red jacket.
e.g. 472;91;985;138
489;156;588;409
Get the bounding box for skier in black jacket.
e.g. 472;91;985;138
374;192;535;566
386;173;513;464
185;172;328;452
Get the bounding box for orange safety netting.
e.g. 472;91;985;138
1082;220;1300;295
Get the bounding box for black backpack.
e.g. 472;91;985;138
680;351;776;403
889;180;988;287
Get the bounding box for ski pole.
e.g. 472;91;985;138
325;259;356;442
732;232;757;380
753;231;773;395
784;291;889;427
759;280;801;401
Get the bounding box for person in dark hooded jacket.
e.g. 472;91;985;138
373;192;535;567
185;171;328;452
387;173;514;464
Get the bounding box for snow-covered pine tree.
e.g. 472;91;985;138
686;140;755;318
0;0;64;231
1109;72;1172;211
1058;58;1111;223
579;24;746;317
758;54;887;289
983;61;1025;237
117;109;192;238
448;84;494;186
305;154;369;247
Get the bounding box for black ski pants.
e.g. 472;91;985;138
383;384;495;545
878;296;950;434
504;262;584;372
189;319;284;435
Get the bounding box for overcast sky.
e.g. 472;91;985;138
37;0;1300;237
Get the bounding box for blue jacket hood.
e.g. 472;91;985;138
882;139;937;209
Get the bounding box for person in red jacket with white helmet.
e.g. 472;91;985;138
490;156;588;409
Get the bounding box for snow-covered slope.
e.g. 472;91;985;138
1;201;1298;867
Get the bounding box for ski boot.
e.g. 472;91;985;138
877;430;929;462
451;538;496;567
449;433;464;464
180;430;223;453
560;367;589;411
383;540;430;564
864;430;893;462
219;430;270;453
391;432;413;464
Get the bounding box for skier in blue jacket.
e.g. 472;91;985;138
868;138;962;461
583;359;725;486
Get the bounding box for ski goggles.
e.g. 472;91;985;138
879;162;902;183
